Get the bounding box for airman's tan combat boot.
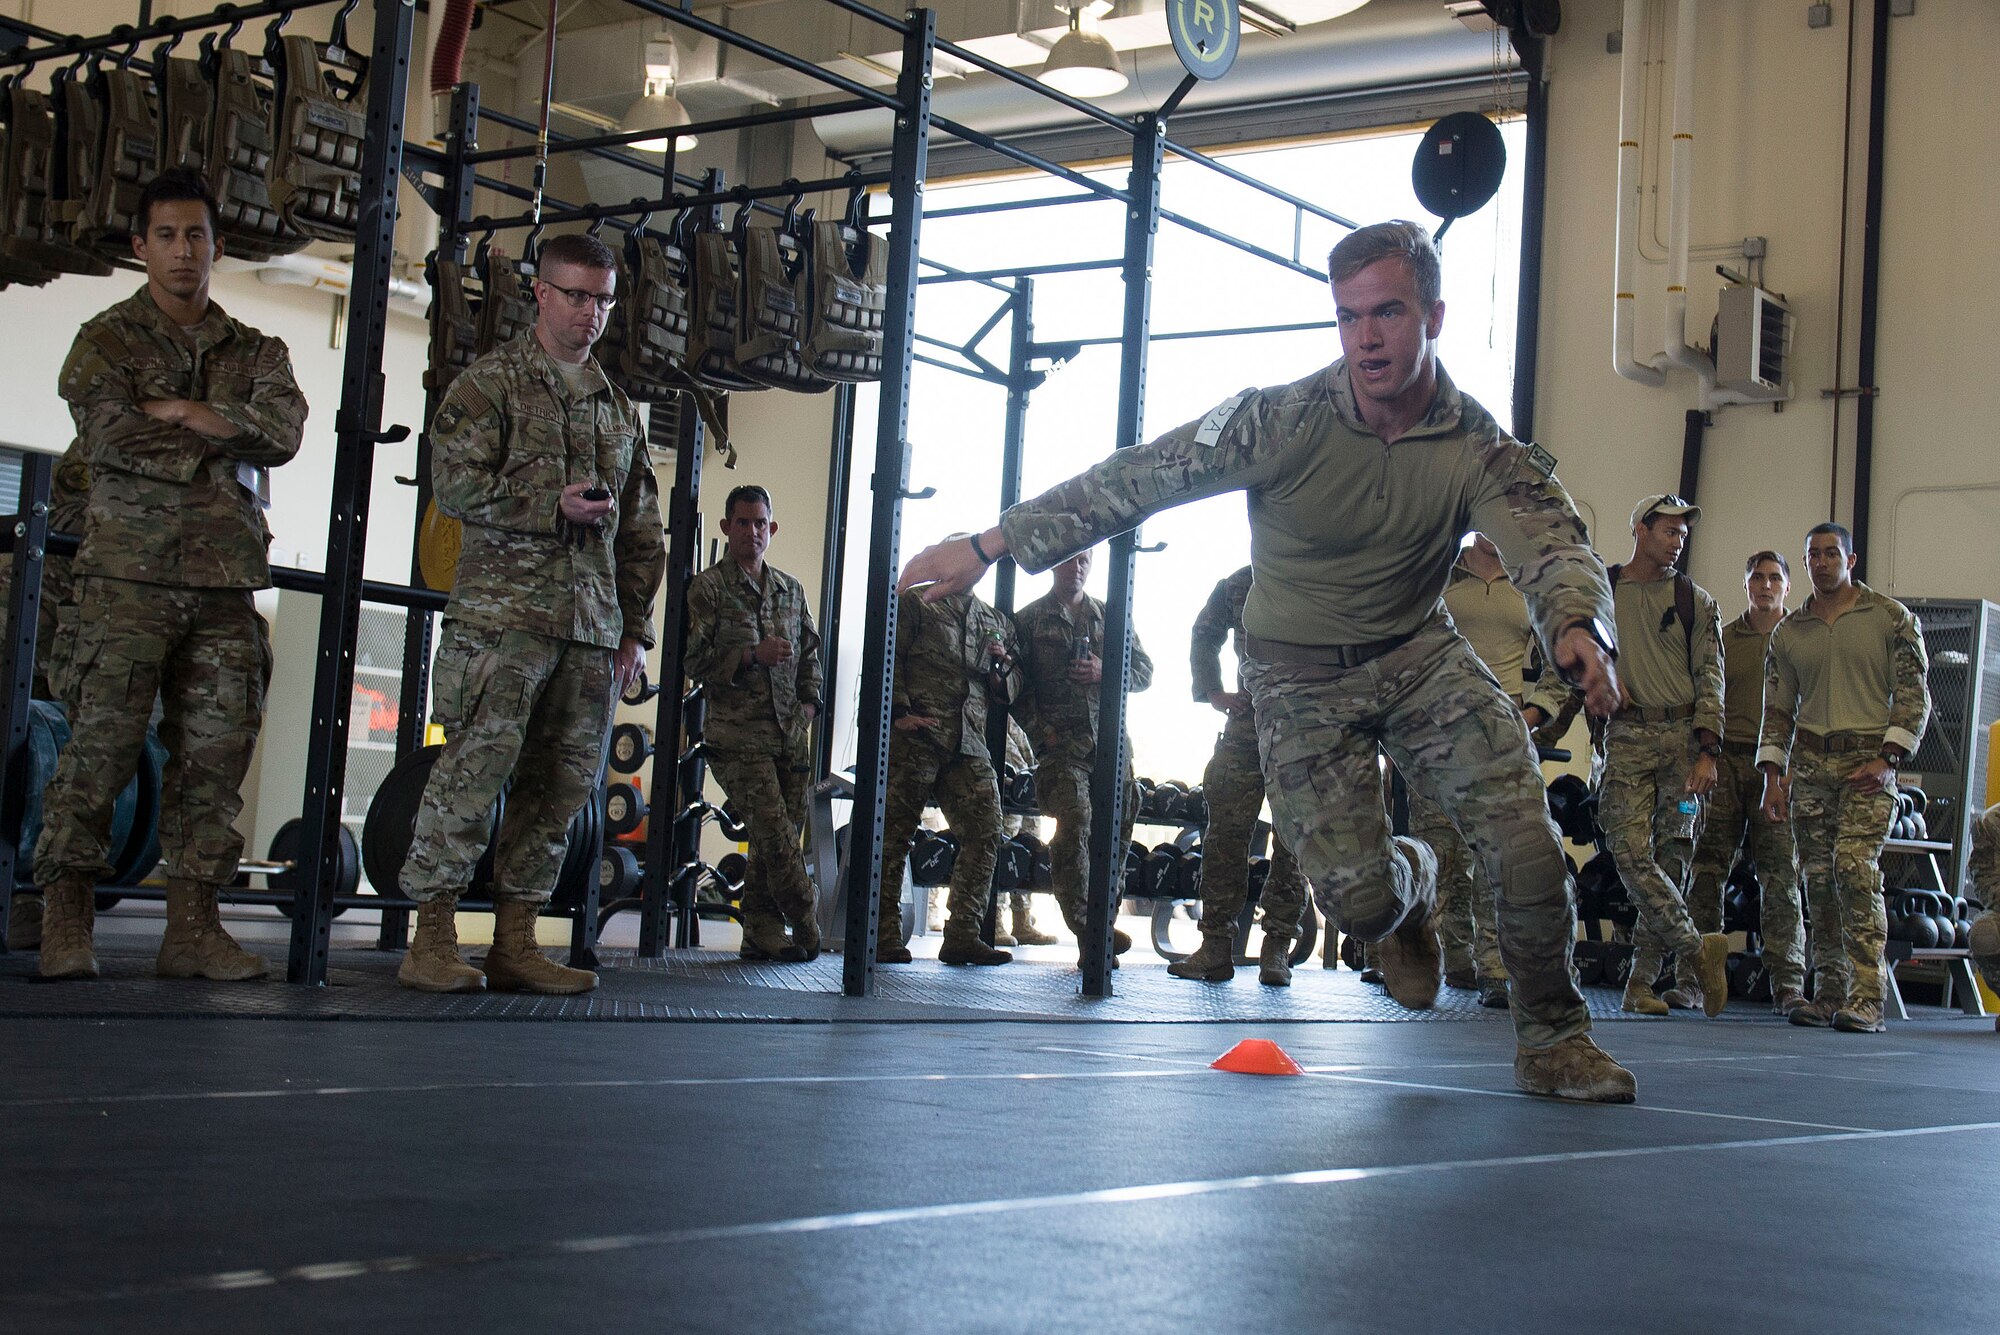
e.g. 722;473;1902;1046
1168;934;1235;982
37;878;98;980
1515;1034;1638;1103
157;881;268;981
1257;934;1294;987
1010;900;1057;946
484;898;597;994
1375;836;1442;1010
396;897;486;992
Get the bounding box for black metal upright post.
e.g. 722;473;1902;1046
0;452;52;946
1082;115;1164;998
286;0;417;985
814;383;856;782
1509;30;1548;443
980;280;1033;944
641;399;707;955
841;8;934;998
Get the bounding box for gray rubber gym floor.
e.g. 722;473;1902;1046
2;910;1994;1332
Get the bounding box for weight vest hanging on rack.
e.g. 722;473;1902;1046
474;250;537;356
611;234;693;402
735;224;830;393
49;73;107;249
0;85;112;277
265;35;367;240
73;66;162;262
159;55;213;171
686;231;763;392
424;252;481;397
803;220;887;383
205;48;305;260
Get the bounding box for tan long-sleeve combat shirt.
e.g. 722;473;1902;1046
997;361;1612;658
892;589;1020;760
1757;582;1929;770
1014;590;1153;769
1189;566;1252;702
684;556;822;750
1611;572;1725;738
61;287;304;589
1718;611;1777;747
430;333;665;650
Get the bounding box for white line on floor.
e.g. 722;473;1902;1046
0;1067;1206;1111
19;1119;1998;1308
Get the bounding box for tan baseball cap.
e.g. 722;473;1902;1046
1631;493;1701;528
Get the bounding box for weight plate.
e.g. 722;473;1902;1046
1413;111;1507;221
609;722;653;773
620;670;658;706
417;499;462;593
361;744;501;900
605;781;646;837
268;818;360;918
598;844;641;899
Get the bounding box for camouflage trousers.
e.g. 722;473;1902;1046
1972;807;2000;993
1599;717;1705;986
1195;716;1308;943
1037;758;1137;936
402;622;611;905
705;725;815;933
1687;741;1807;996
34;575;269;887
1244;619;1588;1048
1407;787;1505;982
999;812;1033;919
881;733;1001;937
1790;743;1894;1006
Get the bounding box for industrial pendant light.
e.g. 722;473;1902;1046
623;38;698;152
1039;3;1127;98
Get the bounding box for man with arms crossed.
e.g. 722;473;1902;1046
900;221;1635;1102
1760;523;1928;1032
35;170;304;981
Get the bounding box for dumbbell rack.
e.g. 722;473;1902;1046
1880;833;1987;1020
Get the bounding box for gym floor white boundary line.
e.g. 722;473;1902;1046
0;1067;1208;1112
14;1119;1998;1309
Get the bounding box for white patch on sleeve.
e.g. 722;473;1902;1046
1192;393;1249;447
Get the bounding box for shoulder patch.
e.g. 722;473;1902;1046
1523;442;1558;479
1193;393;1250;447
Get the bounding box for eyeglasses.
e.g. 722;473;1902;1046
539;280;617;312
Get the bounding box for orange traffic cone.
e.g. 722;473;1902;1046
1209;1038;1304;1076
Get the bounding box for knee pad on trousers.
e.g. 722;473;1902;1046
1496;826;1568;913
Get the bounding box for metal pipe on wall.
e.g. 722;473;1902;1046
1851;0;1890;580
1612;0;1665;387
1659;0;1716;400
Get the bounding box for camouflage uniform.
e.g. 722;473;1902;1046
879;589;1020;941
1968;804;2000;994
1599;573;1725;996
1410;560;1575;984
0;444;91;704
685;555;822;941
1758;584;1929;1009
1687;610;1806;997
34;288;302;891
1013;588;1152;940
1188;567;1307;946
402;334;664;905
999;361;1611;1048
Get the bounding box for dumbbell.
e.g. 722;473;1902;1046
1176;848;1203;899
1015;831;1053;888
1150;782;1187;823
910;830;958;887
605;781;649;837
621;670;661;706
1134;777;1157;820
1144;842;1190;899
994;836;1033;892
609;722;655;774
598;846;641;899
1004;767;1037;810
1124;839;1149;894
1173;784;1208;825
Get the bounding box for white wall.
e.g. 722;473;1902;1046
1536;0;2000;607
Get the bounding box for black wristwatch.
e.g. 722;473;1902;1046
1877;748;1901;770
1698;742;1725;759
1565;616;1616;658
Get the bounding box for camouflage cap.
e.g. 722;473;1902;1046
1631;493;1700;528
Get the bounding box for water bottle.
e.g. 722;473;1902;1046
1070;632;1091;664
1671;797;1700;841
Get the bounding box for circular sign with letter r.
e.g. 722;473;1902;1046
1169;0;1239;81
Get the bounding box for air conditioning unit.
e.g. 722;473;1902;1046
1714;284;1795;402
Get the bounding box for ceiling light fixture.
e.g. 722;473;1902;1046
1039;3;1127;99
623;39;697;153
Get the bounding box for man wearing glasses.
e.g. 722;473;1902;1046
397;231;665;994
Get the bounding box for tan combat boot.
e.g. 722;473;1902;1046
1620;976;1669;1016
1515;1034;1638;1103
1257;934;1293;987
991;918;1017;948
484;899;597;994
157;881;268;981
1832;999;1886;1033
739;912;806;963
7;892;43;951
789;910;823;962
1376;836;1441;1010
875;906;913;963
37;878;98;980
938;921;1011;965
1168;934;1235;982
1011;900;1057;946
396;898;485;993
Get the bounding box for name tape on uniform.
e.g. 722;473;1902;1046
1193;392;1249;447
1525;443;1558;479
